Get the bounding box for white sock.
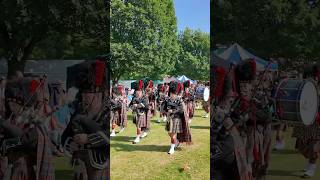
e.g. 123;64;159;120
168;144;175;154
304;162;311;172
134;135;141;143
304;163;316;177
110;130;116;136
141;132;148;138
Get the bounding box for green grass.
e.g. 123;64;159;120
267;127;320;180
110;109;210;180
54;157;73;180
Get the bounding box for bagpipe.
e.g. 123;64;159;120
163;98;184;117
0;74;49;156
129;97;148;115
62;108;108;170
0;119;39;156
111;96;122;110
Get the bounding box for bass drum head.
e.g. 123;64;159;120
204;87;210;101
300;81;318;125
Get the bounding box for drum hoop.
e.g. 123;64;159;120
296;80;304;123
275;79;319;125
274;78;287;120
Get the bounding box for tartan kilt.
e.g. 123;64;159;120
150;101;157;116
165;116;183;133
202;101;210;113
295;138;320;159
74;151;109;180
9;155;36;180
159;102;166;116
111;110;120;125
133;113;149;129
187;101;195;119
292;123;320;140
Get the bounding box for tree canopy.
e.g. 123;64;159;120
0;0;109;77
173;28;210;80
111;0;209;81
213;0;320;69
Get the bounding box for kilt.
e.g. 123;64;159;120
9;155;36;180
111;105;127;127
74;151;109;180
187;101;195;119
292;123;320;140
166;116;183;133
111;110;120;125
202;101;210;113
295;138;320;159
150;101;157;117
133;112;150;129
158;101;166;117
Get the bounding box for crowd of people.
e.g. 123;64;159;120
110;79;210;155
212;59;320;179
0;60;108;180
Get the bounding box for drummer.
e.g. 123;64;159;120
292;64;320;178
272;72;288;150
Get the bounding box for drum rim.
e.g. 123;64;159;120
274;78;318;125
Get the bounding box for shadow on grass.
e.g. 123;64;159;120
112;143;168;152
111;135;133;142
55;170;73;180
272;149;298;155
268;169;301;177
190;125;210;130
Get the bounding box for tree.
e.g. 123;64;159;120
213;0;320;67
174;28;210;80
0;0;109;77
110;0;179;81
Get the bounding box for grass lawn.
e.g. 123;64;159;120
110;109;210;180
54;157;73;180
267;127;320;180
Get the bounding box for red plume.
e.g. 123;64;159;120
176;82;181;94
139;80;143;90
118;85;123;95
161;84;165;92
95;60;105;86
29;80;39;94
148;80;153;88
213;67;226;98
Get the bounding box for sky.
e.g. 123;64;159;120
173;0;210;33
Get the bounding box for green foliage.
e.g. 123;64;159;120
213;0;320;64
0;0;109;76
111;0;180;81
174;28;210;80
111;0;209;81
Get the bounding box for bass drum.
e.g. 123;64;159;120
195;86;210;102
274;79;318;125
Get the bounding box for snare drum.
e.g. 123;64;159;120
274;79;318;125
195;86;210;102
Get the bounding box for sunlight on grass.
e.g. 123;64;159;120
267;127;320;180
110;109;210;180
